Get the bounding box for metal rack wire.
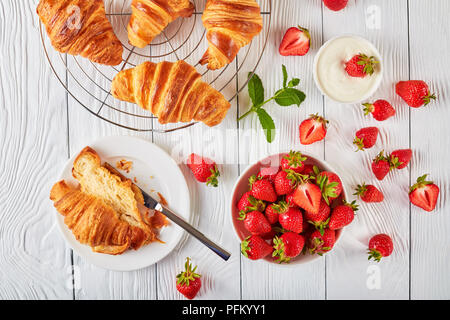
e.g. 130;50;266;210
39;0;272;132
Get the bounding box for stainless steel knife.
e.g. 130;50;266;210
104;163;231;261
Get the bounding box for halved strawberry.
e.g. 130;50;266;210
299;114;328;145
293;180;322;214
409;174;439;212
279;26;311;56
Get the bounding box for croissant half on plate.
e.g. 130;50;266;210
128;0;195;48
200;0;263;70
50;147;168;255
111;60;231;126
37;0;123;66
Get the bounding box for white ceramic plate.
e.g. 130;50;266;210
55;136;190;271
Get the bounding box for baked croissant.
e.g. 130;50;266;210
50;181;150;255
37;0;123;66
200;0;263;70
128;0;195;48
111;60;231;126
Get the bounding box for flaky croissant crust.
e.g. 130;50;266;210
200;0;263;70
111;60;231;127
128;0;195;48
37;0;123;66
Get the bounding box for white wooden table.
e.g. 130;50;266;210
1;0;449;300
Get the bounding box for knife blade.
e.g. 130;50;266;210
104;163;231;261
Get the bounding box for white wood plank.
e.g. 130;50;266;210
322;0;410;299
239;0;326;299
409;0;450;300
0;0;72;299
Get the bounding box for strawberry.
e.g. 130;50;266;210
279;26;311;56
304;199;331;235
273;201;304;233
328;200;358;230
345;53;379;77
238;210;272;235
285;191;298;208
274;169;306;196
390;149;412;170
323;0;348;11
272;232;305;263
186;153;220;187
308;229;336;255
371;150;391;180
237;191;266;213
249;175;277;202
281;151;307;173
265;203;280;225
257;166;280;183
315;168;343;204
299;114;328;145
176;258;201;300
353;127;379;151
241;235;273;260
293;180;322;214
354;183;384;203
302;164;315;176
368;234;393;262
396;80;436;108
409;174;439;212
260;229;277;241
362;99;396;121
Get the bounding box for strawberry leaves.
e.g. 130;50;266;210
239;65;306;143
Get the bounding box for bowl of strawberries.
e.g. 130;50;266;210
231;150;356;265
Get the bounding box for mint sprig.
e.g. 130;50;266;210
239;65;306;143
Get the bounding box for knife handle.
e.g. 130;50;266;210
160;207;231;261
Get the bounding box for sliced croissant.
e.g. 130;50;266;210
200;0;263;70
128;0;195;48
111;60;231;127
37;0;123;66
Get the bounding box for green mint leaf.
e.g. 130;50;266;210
282;65;288;88
256;108;276;143
274;88;306;107
247;72;264;106
288;78;300;87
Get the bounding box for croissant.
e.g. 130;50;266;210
200;0;263;70
128;0;195;48
37;0;123;66
111;60;232;126
50;181;150;255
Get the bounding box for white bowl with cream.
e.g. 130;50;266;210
313;35;383;104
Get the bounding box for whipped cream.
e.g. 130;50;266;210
315;36;382;103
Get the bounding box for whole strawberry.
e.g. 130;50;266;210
279;26;311;56
396;80;436;108
304;199;331;235
238;210;272;235
345;53;379;78
323;0;348;11
299;114;328;145
315;168;343;204
354;183;384;203
241;235;273;260
353;127;379;151
237;191;266;213
257;166;280;183
362;99;396;121
409;174;439;212
176;258;201;300
272;232;305;263
328;200;358;230
371;150;391;180
368;234;393;262
274;201;304;233
249;175;277;202
281;151;307;173
274;169;305;196
264;203;280;225
390;149;412;170
308;229;336;255
187;153;220;187
285;191;298;208
302;164;315;176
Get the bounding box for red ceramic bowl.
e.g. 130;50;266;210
230;151;348;265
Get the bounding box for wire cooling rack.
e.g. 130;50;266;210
39;0;272;132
